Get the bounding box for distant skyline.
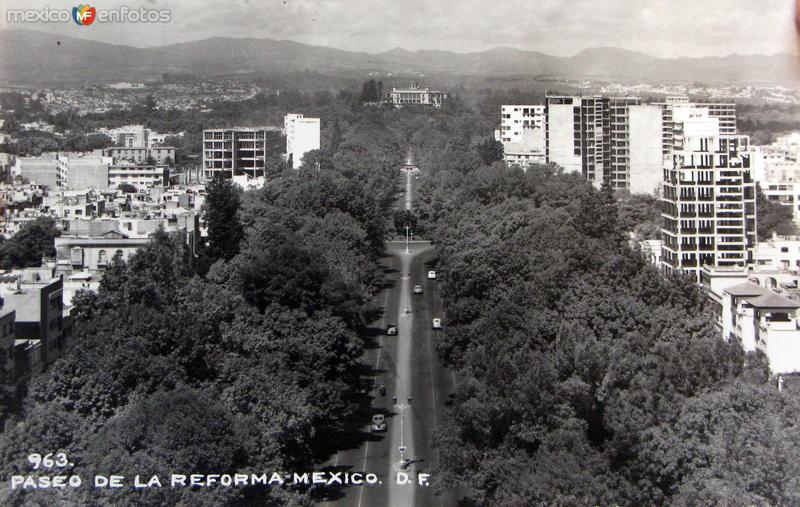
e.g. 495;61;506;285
0;0;797;58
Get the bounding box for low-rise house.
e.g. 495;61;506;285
722;282;800;374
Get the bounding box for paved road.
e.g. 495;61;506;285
318;169;459;506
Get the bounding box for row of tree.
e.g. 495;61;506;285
412;143;800;504
0;99;403;505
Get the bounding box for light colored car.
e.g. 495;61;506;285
386;324;398;335
371;414;387;432
413;285;423;294
432;318;442;330
427;270;436;280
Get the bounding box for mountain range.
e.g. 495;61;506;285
1;28;798;85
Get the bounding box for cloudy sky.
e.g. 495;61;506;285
1;0;797;57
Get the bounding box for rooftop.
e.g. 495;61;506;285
724;282;769;297
724;282;800;309
745;292;800;309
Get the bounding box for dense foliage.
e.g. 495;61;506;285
0;104;402;505
201;175;245;270
617;191;663;240
0;217;59;270
411;157;800;506
756;183;798;240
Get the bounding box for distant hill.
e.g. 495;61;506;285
1;29;798;85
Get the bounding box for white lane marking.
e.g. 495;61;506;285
357;286;392;507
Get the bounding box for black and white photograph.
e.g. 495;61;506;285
0;1;799;505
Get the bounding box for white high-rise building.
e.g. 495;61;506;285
284;114;321;169
655;96;737;158
661;107;757;282
499;105;547;169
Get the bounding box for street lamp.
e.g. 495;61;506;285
395;398;412;467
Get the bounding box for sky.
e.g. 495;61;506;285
0;0;797;58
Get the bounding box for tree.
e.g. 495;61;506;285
394;209;417;235
756;183;797;240
117;182;138;194
0;216;59;269
202;175;244;267
476;137;504;165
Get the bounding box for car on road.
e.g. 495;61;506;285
427;270;436;280
413;285;423;294
371;414;387;432
432;318;442;330
386;323;398;335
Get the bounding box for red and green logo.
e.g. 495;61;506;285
72;4;96;25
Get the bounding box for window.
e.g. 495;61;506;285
98;250;107;265
114;250;124;261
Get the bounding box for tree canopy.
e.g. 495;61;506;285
411;128;798;506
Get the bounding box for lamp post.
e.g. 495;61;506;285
394;398;412;467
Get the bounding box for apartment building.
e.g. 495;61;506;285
108;164;168;190
387;83;447;108
284;114;321;169
202;127;285;179
499;105;547;168
660;112;757;282
752;234;800;271
14;152;167;192
0;309;15;384
103;147;175;165
2;276;70;369
721;282;800;374
14;154;59;189
58;153;114;190
762;181;800;225
655;96;737;157
545;95;663;192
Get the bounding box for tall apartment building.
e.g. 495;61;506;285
202;127;285;179
545;95;662;192
661;110;756;282
499;105;547;168
284;114;321;169
655;96;736;157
